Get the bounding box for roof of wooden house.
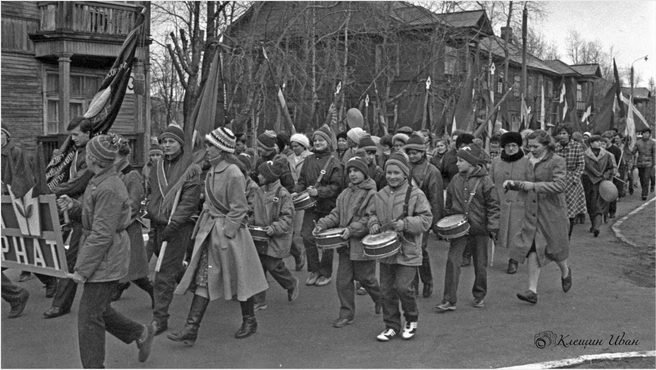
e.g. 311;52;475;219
541;60;582;77
621;86;652;100
478;36;560;76
570;64;603;78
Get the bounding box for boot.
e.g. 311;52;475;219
592;215;601;237
111;282;130;301
167;294;209;346
235;298;257;339
133;278;155;309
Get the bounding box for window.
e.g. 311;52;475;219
444;46;458;75
497;72;504;94
44;71;103;134
577;83;582;102
375;43;400;76
547;79;553;98
513;74;520;97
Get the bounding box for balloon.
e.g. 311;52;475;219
345;108;364;129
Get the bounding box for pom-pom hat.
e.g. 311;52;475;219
205;127;236;153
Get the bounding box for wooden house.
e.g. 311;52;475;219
1;1;151;166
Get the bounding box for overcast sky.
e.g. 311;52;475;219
531;1;655;86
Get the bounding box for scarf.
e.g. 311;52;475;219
500;150;525;163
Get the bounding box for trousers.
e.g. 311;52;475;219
52;222;83;312
253;254;296;304
336;252;381;320
379;263;418;332
301;209;334;277
443;235;488;304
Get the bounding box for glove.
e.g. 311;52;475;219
160;224;177;243
489;231;499;241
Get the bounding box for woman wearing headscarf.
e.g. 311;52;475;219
506;130;572;305
489;131;529;274
168;127;268;346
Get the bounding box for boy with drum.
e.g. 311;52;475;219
436;144;499;312
313;155;382;328
250;160;299;310
366;152;432;341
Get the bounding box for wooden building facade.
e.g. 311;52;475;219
1;1;151;166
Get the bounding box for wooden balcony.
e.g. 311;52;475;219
37;1;141;36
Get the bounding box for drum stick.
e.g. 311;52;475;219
489;239;495;267
63;209;70;225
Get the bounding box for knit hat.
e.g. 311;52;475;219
499;132;522;148
1;122;10;139
347;127;366;144
457;144;482;166
392;133;409;145
257;160;283;183
87;134;118;164
148;144;163;156
358;134;378;152
290;133;310;149
313;124;334;150
257;130;278;152
396;126;413;135
346;154;370;178
237;153;253;172
385;152;410;176
205;126;236;153
159;124;185;146
404;133;426;152
455;133;474;149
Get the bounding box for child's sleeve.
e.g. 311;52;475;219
270;191;294;235
404;189;432;235
348;191;375;238
366;193;380;230
484;177;500;232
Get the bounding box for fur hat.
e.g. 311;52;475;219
385;151;410;176
205;127;236;153
345;154;370;178
455;133;474;149
499;132;523;148
313;124;334;150
457;144;482;166
404;133;426;152
159;124;185;146
257;160;283;183
358;134;378;152
392;133;409;145
257;130;278;152
347;127;366;144
148;144;163;156
396;126;413;135
290;133;310;149
87;134;118;164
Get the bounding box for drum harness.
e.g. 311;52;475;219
464;177;483;220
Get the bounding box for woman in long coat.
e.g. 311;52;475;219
112;137;154;306
168;127;268;346
507;130;572;305
582;135;616;237
489;131;529;274
554;124;588;239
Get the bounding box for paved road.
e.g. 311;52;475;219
2;194;654;368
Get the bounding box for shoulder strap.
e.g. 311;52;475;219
465;177;483;215
396;184;413;221
313;155;335;188
271;186;282;223
418;163;430;189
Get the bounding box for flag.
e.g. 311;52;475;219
591;84;618;134
621;94;649;151
46;9;145;190
580;86;594;128
451;114;457;135
453;56;475;132
558;78;568;122
183;47;222;166
540;83;546;130
613;59;626;119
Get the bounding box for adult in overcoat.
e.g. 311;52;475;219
507;130;572;305
489;131;529;274
582;135;616;237
169;127;268;346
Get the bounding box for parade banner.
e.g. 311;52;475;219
1;194;68;278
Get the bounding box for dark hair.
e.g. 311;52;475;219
526;129;556;151
557;123;573;137
277;132;290;152
455;133;474;149
489;134;500;144
643;128;652;134
67;116;93;133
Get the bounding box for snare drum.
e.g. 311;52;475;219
435;214;470;240
315;228;348;249
293;191;316;211
247;226;270;242
362;231;400;258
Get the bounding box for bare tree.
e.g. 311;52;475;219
565;29;584;64
525;28;546;58
544;40;561;60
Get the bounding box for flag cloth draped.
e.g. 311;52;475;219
613;59;626;119
453;57;475;132
580;86;594;130
591;85;618;134
558;78;568;122
621;94;649;151
540;83;546;130
45;9;145;190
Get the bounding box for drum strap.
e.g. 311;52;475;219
271;187;282;223
465;178;483;216
313;155;335;188
397;184;413;221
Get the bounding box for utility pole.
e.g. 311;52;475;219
521;4;527;101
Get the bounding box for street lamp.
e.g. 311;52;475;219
630;55;648;100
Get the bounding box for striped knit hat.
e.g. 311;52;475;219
457;144;482;166
159;124;185;146
205;127;236;153
149;144;163;156
346;153;370;178
87;134;118;164
257;160;283;183
385;151;410;176
404;133;426;152
257;130;278;152
358;134;377;152
313;124;334;150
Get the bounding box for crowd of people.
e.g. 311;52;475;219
2;117;655;366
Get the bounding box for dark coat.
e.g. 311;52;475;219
409;158;445;229
445;166;500;236
294;149;344;216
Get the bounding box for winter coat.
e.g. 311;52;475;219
73;166;131;282
409;158;445;230
52;145;94;199
555;140;588;218
368;161;386;191
489;153;529;249
429;151;446;172
510;151;569;266
250;180;294;258
1;140;34;198
175;160;268;301
287;150;311;183
367;180;433;266
584;148;615;184
445;166;500;236
438;148;459;189
115;158;148;282
317;178;377;260
253;153;295;193
294;149;344;216
634;138;655;168
146;150;201;229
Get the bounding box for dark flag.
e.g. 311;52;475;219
46;8;145;190
454;56;475;132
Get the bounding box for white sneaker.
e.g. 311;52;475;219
402;321;417;339
377;328;397;342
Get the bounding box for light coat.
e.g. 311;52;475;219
317;178;377;260
510;151;569;266
489;154;529;248
175;160;268;301
367;180;432;266
250;180;294;258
